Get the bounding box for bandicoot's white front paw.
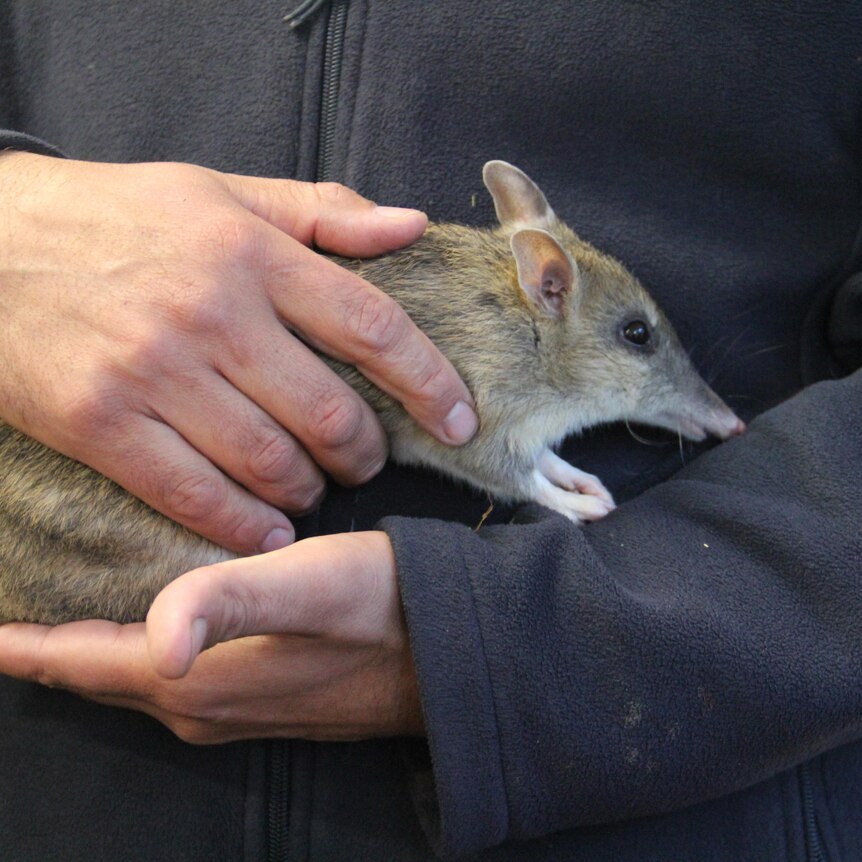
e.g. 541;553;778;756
537;450;616;509
530;468;615;524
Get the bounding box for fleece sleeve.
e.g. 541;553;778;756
382;368;862;859
0;130;64;158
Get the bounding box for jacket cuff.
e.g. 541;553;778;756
0;130;65;159
382;517;509;859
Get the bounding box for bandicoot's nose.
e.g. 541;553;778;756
710;410;746;440
689;379;746;441
651;377;746;443
680;389;746;441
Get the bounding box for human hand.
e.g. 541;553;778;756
0;152;477;553
0;531;423;742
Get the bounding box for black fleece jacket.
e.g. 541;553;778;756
1;2;861;860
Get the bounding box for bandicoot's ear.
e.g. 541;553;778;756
483;160;556;229
510;228;579;318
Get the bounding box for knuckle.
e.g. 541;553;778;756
148;271;233;338
61;377;130;436
315;181;355;208
169;288;233;337
305;387;366;452
120;323;182;377
160;471;229;524
409;357;453;405
210;505;264;553
243;430;301;487
239;426;326;513
345;291;407;357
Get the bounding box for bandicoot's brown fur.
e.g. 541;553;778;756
0;162;741;624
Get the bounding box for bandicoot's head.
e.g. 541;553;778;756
483;160;745;441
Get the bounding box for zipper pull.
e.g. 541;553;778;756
284;0;330;29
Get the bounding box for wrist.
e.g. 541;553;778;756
0;150;58;202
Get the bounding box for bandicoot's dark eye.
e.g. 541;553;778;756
623;319;651;346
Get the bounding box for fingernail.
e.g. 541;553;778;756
190;617;209;660
374;206;426;221
442;400;479;444
358;454;387;483
260;525;294;553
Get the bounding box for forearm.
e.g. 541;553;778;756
386;369;862;856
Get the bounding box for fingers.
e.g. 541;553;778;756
155;369;328;512
262;235;479;446
0;621;194;730
0;620;151;697
221;172;428;257
0;156;474;572
219;315;389;486
221;173;479;446
146;532;398;679
94;414;297;554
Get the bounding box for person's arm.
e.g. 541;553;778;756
384;367;862;856
0;150;478;553
0;369;857;858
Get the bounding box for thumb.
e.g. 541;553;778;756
220;171;428;257
146;532;396;679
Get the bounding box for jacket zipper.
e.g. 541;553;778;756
316;0;349;182
267;740;290;862
267;4;350;859
799;760;828;862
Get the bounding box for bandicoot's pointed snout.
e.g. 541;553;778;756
699;405;746;440
651;377;746;443
679;391;746;442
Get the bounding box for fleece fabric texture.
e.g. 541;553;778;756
1;1;861;860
